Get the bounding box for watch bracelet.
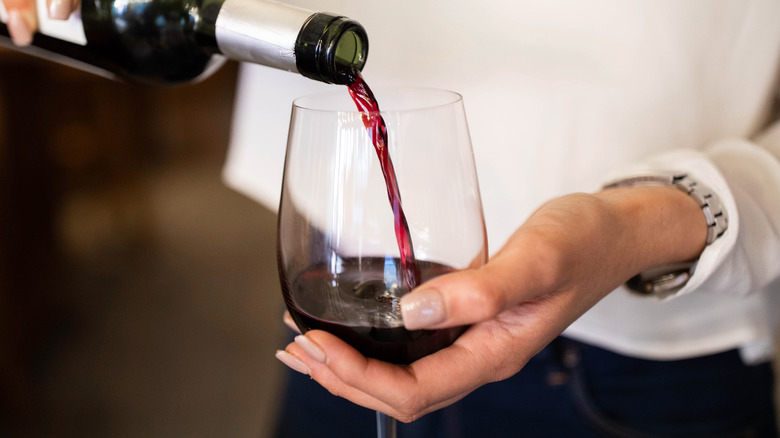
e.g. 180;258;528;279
602;172;729;297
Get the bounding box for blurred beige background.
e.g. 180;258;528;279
0;49;777;438
0;53;288;437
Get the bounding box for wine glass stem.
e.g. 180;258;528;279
376;411;397;438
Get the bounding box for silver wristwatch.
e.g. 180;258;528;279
603;172;728;298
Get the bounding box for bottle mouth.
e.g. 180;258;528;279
295;14;369;85
333;27;367;79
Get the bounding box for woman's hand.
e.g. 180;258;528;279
276;186;708;422
3;0;79;46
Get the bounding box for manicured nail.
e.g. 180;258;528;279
48;0;71;20
294;335;327;363
7;11;33;46
400;288;446;330
275;350;310;375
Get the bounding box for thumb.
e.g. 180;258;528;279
400;250;554;330
46;0;79;20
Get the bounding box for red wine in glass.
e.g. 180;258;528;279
281;257;465;364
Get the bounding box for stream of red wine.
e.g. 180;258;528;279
347;73;421;292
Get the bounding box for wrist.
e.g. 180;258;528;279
596;185;708;278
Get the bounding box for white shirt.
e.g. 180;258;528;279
224;0;780;363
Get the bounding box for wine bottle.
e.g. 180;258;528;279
0;0;368;85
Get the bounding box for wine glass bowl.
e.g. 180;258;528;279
277;86;487;365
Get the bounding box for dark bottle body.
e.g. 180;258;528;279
0;0;367;85
78;0;224;84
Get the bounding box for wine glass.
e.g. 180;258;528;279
277;85;487;437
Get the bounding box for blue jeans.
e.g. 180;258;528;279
273;337;777;437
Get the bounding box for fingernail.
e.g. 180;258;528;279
294;335;327;363
48;0;71;20
275;350;310;375
400;288;446;330
7;11;33;46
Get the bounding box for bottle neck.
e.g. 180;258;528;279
294;13;368;85
214;0;367;84
215;0;310;74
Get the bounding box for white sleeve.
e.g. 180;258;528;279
603;119;780;298
703;122;780;295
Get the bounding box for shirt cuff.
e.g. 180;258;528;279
600;146;739;298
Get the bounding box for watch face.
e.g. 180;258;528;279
627;262;694;298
